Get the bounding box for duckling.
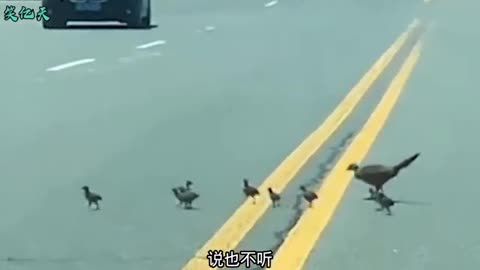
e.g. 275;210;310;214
176;180;193;193
364;188;398;215
300;185;318;208
172;188;199;209
268;187;281;208
243;178;260;204
374;192;395;215
364;188;397;216
81;186;102;210
363;188;378;201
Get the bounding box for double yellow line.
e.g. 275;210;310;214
268;26;423;270
181;19;423;270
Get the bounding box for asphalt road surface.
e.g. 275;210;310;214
1;0;474;270
302;1;480;269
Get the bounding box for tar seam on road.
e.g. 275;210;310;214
250;132;355;270
264;19;423;266
46;58;96;72
268;39;424;270
180;18;419;270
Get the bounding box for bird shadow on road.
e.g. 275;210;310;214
393;199;432;207
180;206;200;211
363;197;432;208
365;192;433;207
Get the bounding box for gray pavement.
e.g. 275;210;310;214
236;0;423;266
304;0;480;269
0;0;440;270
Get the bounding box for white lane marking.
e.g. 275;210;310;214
265;0;278;7
46;58;96;72
204;25;216;32
136;40;166;49
410;18;420;29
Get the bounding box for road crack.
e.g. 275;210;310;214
252;131;355;269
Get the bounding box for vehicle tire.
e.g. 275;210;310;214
42;16;67;29
126;0;150;28
139;2;151;28
42;1;67;29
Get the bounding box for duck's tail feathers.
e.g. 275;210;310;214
394;152;420;172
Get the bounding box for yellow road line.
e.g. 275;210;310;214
180;19;420;270
269;40;423;270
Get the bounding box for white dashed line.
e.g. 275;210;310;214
46;58;96;72
204;25;216;32
265;0;278;8
136;40;166;49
